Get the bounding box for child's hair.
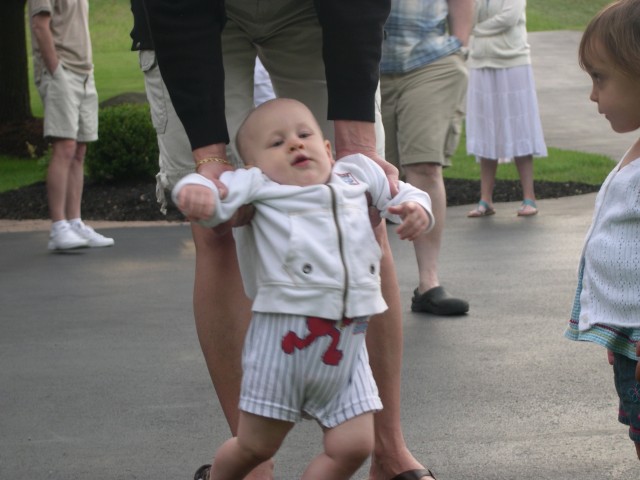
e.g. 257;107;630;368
579;0;640;78
235;105;259;164
234;99;282;164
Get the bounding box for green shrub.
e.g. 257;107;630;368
85;103;158;183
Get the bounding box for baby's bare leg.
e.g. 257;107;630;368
302;413;374;479
211;412;293;480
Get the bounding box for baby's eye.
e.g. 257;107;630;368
299;131;312;139
270;139;284;148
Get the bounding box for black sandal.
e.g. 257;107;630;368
390;468;438;480
193;464;211;480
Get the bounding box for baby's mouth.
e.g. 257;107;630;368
292;154;310;166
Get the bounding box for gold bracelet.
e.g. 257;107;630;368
195;156;231;170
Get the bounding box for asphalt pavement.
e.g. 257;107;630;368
1;31;638;479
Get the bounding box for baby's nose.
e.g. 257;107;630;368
289;142;304;152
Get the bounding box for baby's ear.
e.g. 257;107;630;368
324;139;334;163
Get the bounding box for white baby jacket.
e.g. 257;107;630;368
173;154;433;320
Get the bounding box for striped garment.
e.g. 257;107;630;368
240;312;382;428
380;0;461;74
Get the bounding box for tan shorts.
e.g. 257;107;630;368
147;0;386;209
138;50;193;212
381;53;468;169
36;64;98;142
223;0;384;162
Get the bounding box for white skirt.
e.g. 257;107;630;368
466;65;548;161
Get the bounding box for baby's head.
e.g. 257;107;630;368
235;98;334;187
579;0;640;79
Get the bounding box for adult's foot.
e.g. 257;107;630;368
517;199;538;217
411;286;469;315
193;459;274;480
368;446;436;480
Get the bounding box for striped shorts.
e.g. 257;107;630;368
240;312;382;428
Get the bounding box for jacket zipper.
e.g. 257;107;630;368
328;184;349;321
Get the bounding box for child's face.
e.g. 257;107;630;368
238;99;334;187
585;43;640;134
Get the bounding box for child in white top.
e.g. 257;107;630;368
173;98;433;479
564;0;640;460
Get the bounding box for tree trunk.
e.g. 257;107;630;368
0;0;33;123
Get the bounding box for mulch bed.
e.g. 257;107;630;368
0;177;600;222
0;118;600;222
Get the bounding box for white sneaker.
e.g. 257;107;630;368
48;223;89;250
69;221;115;248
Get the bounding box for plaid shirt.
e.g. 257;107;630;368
381;0;461;74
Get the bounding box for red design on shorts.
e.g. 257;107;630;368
281;316;353;366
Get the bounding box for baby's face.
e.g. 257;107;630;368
239;99;334;186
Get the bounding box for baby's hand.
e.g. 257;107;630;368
176;184;216;222
387;202;430;241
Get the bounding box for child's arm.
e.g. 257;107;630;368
473;0;525;37
173;173;219;223
176;184;217;222
333;154;435;235
387;201;431;241
173;170;266;228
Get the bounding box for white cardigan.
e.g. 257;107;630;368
578;157;640;330
174;154;433;321
468;0;531;69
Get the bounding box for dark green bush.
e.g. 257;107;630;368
85;103;158;183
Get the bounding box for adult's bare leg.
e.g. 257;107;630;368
191;224;274;479
65;142;86;220
479;157;498;204
367;222;435;480
47;138;77;222
404;163;445;293
514;155;535;201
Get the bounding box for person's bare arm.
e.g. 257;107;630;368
30;12;59;74
447;0;474;46
190;144;258;233
334;120;399;196
192;144;231;187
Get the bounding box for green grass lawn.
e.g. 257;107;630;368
4;0;617;194
445;140;615;186
24;0;613;115
0;156;48;192
526;0;611;31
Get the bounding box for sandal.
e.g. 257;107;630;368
517;199;538;216
390;468;438;480
193;464;211;480
467;200;495;218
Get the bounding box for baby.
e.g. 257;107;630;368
173;98;433;479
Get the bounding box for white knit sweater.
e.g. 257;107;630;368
467;0;531;69
578;157;640;330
